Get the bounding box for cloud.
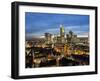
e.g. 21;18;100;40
25;12;89;35
77;32;89;37
26;25;89;39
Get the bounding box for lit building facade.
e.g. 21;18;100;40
45;33;52;44
60;25;66;43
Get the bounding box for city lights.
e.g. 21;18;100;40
25;25;89;68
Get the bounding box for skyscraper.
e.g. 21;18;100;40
45;33;52;44
60;24;65;43
60;24;65;37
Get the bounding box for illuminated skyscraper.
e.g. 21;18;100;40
60;24;65;43
45;33;52;44
60;24;65;37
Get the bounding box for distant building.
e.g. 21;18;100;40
77;37;89;44
60;24;65;37
56;36;62;43
66;31;78;44
25;41;33;48
45;33;52;44
60;25;66;43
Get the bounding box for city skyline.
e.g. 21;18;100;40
25;12;89;39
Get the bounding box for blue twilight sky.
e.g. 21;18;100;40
25;12;89;38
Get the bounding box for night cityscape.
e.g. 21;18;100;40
25;12;89;68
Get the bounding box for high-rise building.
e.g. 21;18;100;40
60;24;65;37
60;24;65;43
45;33;52;44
